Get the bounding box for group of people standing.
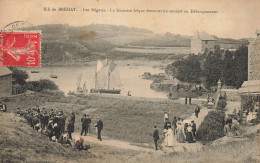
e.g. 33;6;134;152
153;112;198;150
16;107;75;144
185;96;192;105
15;106;103;150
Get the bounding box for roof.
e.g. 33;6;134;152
0;67;12;76
199;31;216;41
239;80;260;93
256;29;260;34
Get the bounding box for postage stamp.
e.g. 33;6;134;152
0;31;41;67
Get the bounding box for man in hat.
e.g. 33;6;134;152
172;117;177;135
153;125;159;150
69;112;75;125
226;114;233;129
42;111;49;130
191;120;196;141
81;114;88;136
95;117;103;141
86;115;92;134
195;105;200;118
53;123;61;140
67;120;74;140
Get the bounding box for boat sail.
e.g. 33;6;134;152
68;74;88;96
91;59;121;94
82;81;88;93
76;74;83;92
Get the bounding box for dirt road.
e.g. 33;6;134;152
162;106;208;152
72;105;209;153
72;133;158;153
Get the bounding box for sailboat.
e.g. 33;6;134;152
76;74;84;92
68;74;88;96
91;59;121;94
82;81;88;93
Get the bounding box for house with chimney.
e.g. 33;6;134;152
190;31;216;55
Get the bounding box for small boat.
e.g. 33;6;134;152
69;74;88;95
31;70;39;73
50;63;58;78
50;75;58;78
91;59;122;94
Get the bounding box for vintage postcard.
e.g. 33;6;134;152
0;0;259;162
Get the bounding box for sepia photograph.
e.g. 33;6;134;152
0;0;259;162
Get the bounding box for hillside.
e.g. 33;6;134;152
0;112;95;162
24;24;250;63
129;33;191;47
28;24;155;63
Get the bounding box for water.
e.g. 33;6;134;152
24;64;167;98
115;46;190;54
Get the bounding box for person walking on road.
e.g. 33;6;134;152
189;97;192;105
95;118;103;141
195;105;200;118
153;125;159;150
185;96;187;104
81;114;88;136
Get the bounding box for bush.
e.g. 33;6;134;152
41;90;64;97
197;111;225;144
27;79;59;92
217;95;227;110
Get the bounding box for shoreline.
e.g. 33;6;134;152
32;59;171;68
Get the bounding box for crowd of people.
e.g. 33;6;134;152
153;111;197;150
14;106;102;151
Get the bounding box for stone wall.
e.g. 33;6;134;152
201;40;215;52
190;37;202;54
248;36;260;80
221;89;240;101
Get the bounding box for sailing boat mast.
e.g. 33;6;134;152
108;72;110;90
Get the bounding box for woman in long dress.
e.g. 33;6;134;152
167;127;174;147
177;121;186;143
186;124;193;143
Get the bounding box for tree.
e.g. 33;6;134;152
203;51;222;88
222;50;236;86
232;45;248;88
9;67;29;86
172;54;202;83
27;79;59;92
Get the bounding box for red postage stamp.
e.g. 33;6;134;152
0;32;41;67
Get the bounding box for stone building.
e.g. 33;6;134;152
239;30;260;118
190;31;216;55
0;67;12;97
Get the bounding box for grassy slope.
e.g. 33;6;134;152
2;93;260;163
6;93;195;144
0;112;94;163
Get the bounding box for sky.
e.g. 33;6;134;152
0;0;260;39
